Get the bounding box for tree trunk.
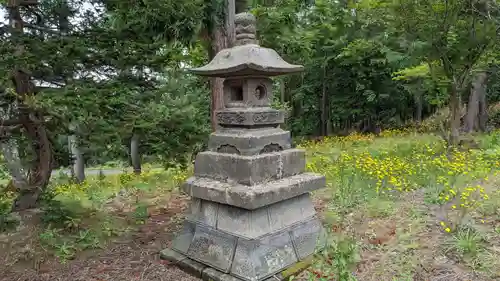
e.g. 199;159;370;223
208;10;229;132
227;0;236;47
13;112;53;211
1;139;28;190
320;66;328;136
207;0;235;132
8;0;53;211
68;123;85;183
478;73;488;131
130;133;141;175
414;89;423;124
210;79;225;132
235;0;248;13
291;75;304;124
448;83;462;146
280;78;285;104
0;104;27;190
465;72;487;133
465;85;480;133
279;78;288;129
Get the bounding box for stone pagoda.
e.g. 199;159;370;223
161;12;326;281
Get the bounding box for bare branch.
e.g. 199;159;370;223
23;23;61;35
0;124;22;139
0;119;23;126
19;0;39;6
6;0;39;8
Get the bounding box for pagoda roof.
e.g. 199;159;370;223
189;44;304;78
190;12;304;78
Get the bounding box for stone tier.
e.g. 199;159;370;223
194;149;305;186
182;173;325;210
187;194;316;239
209;128;291;156
161;249;315;281
162;195;326;281
215;108;285;127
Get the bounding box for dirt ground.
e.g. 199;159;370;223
0;193;317;281
0;194;202;281
1;191;498;281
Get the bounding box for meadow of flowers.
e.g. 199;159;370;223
298;129;500;280
299;130;500;232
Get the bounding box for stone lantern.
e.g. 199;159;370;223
161;12;326;281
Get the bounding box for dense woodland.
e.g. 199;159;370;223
0;0;500;211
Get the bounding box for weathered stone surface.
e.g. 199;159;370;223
220;194;313;238
267;194;316;232
160;248;186;263
171;221;196;254
161;248;314;281
160;248;206;278
189;44;304;78
165;215;324;280
264;255;314;281
209;127;291;156
186;198;219;228
186;194;316;240
203;268;244;281
216;108;284;126
290;218;327;260
216;204;271;239
222;78;274;108
163;10;325;281
186;224;238;273
183;173;325;210
230;230;298;281
194;149;305;185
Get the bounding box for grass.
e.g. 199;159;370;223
1;129;500;280
0;164;189;266
298;129;500;281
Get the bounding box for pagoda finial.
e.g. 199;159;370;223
189;10;303;77
234;12;258;46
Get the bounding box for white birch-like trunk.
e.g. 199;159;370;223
130;133;141;174
0;103;28;190
68;122;85;183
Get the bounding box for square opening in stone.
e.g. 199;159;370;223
231;86;243;101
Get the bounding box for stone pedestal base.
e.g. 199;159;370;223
162;193;326;281
161;248;315;281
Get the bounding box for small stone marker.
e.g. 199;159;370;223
161;12;326;281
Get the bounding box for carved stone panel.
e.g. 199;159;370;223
230;231;298;281
172;221;196;255
215;109;284;126
187;224;238;273
253;111;280;124
260;144;283;154
194;149;306;186
217;144;241;155
208;128;291;156
243;78;273;107
268;194;316;232
290;219;326;260
216;112;246;125
186;198;219;228
216;204;272;239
